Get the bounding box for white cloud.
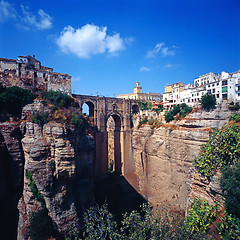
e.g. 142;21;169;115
164;63;180;68
139;66;150;72
72;76;81;81
147;42;177;58
20;5;52;30
57;24;126;58
0;0;16;22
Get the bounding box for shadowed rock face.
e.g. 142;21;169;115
17;120;96;239
0;122;24;239
0;99;96;239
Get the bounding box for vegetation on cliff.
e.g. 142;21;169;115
200;93;216;111
0;83;35;118
164;103;192;122
192;115;240;239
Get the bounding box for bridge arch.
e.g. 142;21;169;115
132;104;140;114
106;112;123;174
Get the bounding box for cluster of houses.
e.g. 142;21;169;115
118;69;240;109
0;55;71;94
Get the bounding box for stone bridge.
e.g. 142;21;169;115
73;94;140;178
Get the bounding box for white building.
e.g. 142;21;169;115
117;82;162;101
163;70;240;107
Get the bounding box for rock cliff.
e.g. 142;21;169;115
129;108;231;213
0;99;96;239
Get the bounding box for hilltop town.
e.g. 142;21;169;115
0;55;71;94
1;55;240;111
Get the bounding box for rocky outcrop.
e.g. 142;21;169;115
129;108;232;212
185;167;224;215
17;119;95;238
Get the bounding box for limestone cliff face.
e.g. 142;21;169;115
17;118;95;238
129;108;231;212
0;99;96;239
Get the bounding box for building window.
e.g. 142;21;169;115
238;86;240;91
217;83;219;86
212;89;215;93
212;84;215;87
208;85;210;87
222;86;228;93
222;80;228;86
217;94;219;98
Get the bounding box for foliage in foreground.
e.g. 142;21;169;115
218;212;240;240
200;93;216;111
80;203;207;240
185;198;219;234
193;124;240;176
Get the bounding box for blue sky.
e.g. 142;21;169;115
0;0;239;96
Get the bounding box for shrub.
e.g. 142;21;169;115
164;110;174;122
82;203;207;240
0;85;35;116
180;103;192;117
172;104;180;115
154;104;164;113
218;212;240;240
193;124;240;176
229;113;240;122
41;90;73;109
148;117;155;125
30;112;48;126
220;162;240;218
25;169;45;207
138;101;152;111
28;208;56;240
82;204;120;240
53;109;67;122
185;198;219;234
200;93;216;111
70;112;84;128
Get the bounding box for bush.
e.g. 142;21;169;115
148;117;155;125
229;113;240;122
164;110;174;122
41;90;73;109
193;124;240;176
30;112;48;126
70;112;84;129
0;85;35;116
218;212;240;240
28;208;56;240
180;103;192;117
200;93;216;111
138;101;152;111
220;162;240;218
82;204;120;240
185;198;219;234
82;203;207;240
172;104;180;115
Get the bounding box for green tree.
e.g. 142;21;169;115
193;124;240;176
220;162;240;218
164;110;174;122
200;93;216;111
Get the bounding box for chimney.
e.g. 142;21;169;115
33;55;35;58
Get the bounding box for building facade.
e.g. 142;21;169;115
117;82;162;101
163;70;240;107
0;55;71;94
